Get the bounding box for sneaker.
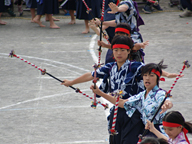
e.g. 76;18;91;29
153;4;163;11
142;5;153;14
7;8;16;17
179;8;192;17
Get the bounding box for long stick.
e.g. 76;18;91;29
137;60;190;143
109;90;123;135
60;0;68;7
9;50;108;110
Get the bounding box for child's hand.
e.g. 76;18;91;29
160;100;173;114
108;2;119;14
98;40;107;47
90;85;102;95
61;79;72;87
145;120;155;132
88;19;96;29
94;18;101;26
141;40;149;49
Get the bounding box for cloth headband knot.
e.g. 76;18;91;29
151;69;165;81
112;44;130;50
163;121;190;144
115;28;130;35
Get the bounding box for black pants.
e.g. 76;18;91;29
108;108;144;144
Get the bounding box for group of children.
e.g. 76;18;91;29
1;0;191;143
60;0;192;144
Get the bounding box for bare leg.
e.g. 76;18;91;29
33;15;46;27
45;14;60;21
0;13;7;25
68;10;75;24
46;14;60;29
30;8;36;22
82;20;90;34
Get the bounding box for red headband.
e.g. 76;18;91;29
151;69;165;81
163;121;190;144
151;69;160;77
115;28;130;35
112;44;130;50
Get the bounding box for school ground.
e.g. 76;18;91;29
0;1;192;144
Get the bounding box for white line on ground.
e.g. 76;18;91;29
88;34;113;117
0;53;90;72
0;89;90;110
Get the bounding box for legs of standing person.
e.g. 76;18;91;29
30;8;36;22
68;10;76;24
179;0;192;17
82;20;89;34
46;14;60;28
33;15;46;27
0;13;7;25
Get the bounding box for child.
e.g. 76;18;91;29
92;0;146;62
76;0;101;34
95;23;149;63
33;0;60;28
145;111;192;144
62;35;178;144
90;59;173;142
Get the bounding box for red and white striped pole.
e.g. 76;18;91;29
109;90;123;135
167;60;190;94
9;50;109;110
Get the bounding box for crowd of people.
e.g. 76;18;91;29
0;0;192;27
1;0;192;144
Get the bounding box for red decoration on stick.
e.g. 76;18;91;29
109;90;123;135
9;50;109;110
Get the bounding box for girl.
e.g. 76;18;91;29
33;0;60;28
90;59;173;141
62;35;177;144
145;111;192;144
76;0;101;33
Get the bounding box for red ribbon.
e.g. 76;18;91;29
163;121;190;144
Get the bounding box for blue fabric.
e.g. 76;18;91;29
124;85;169;125
92;60;145;98
36;0;43;4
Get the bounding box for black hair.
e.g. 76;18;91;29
141;60;167;86
111;35;134;51
157;138;169;144
115;23;132;36
163;111;192;133
140;137;160;144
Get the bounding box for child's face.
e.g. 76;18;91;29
163;126;182;140
143;72;157;91
113;48;130;63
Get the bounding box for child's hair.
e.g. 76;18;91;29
157;138;169;144
115;23;132;36
163;111;192;133
111;35;133;51
141;60;167;86
140;137;160;144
